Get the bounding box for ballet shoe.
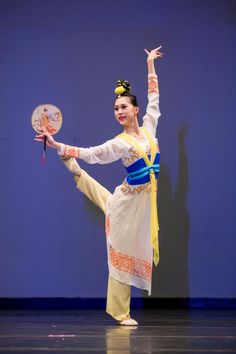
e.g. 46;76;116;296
119;318;138;326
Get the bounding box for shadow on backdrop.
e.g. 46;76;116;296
151;124;189;299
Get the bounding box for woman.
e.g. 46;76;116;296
35;47;163;325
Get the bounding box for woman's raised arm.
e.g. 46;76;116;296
142;46;163;136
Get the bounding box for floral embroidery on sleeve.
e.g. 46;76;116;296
61;144;80;158
105;217;110;238
148;77;159;94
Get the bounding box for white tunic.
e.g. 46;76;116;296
59;74;161;294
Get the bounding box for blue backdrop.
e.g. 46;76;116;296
0;0;236;299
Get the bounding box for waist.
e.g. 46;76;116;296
125;153;160;185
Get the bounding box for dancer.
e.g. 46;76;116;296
35;47;163;325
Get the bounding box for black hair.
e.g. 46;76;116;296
114;79;139;107
116;93;139;107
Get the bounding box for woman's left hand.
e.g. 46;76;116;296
144;46;163;61
34;129;61;150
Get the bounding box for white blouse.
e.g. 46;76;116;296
59;73;161;167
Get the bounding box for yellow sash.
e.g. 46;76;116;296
116;127;159;265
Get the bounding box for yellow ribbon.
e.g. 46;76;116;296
116;127;159;265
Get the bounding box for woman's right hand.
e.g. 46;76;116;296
144;46;163;61
34;129;61;150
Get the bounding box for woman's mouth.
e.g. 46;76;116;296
119;115;126;122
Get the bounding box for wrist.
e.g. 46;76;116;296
54;142;62;150
57;143;64;155
147;60;155;74
51;141;63;151
148;73;157;78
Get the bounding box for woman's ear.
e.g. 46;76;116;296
134;106;139;116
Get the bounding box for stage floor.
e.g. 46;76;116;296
0;309;236;353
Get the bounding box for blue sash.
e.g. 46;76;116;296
126;153;160;185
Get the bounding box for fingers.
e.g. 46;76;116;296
35;134;45;138
34;135;47;142
145;46;163;58
145;46;162;54
34;133;47;143
154;46;163;56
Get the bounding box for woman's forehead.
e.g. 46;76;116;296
114;96;130;106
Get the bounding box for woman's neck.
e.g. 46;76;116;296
123;120;141;137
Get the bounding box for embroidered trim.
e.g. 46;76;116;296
122;145;150;167
121;180;151;196
105;217;110;238
148;79;159;94
62;145;80;158
122;146;141;166
109;244;152;281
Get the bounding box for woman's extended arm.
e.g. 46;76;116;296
142;46;163;136
34;131;129;164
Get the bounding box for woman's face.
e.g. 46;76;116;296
114;97;139;127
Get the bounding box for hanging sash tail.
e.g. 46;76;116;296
116;127;160;266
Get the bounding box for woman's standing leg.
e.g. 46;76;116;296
106;276;131;322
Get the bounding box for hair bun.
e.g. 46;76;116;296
114;80;131;96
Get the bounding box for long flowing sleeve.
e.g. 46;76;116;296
142;73;161;137
58;138;129;164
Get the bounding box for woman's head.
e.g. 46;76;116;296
114;80;139;126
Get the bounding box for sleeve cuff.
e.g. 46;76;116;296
57;143;80;158
148;73;157;79
57;143;65;156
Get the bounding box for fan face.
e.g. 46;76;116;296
31;104;62;135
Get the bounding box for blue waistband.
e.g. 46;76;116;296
126;153;160;185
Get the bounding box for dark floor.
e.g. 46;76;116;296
0;309;236;353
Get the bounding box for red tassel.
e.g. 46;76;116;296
41;151;46;164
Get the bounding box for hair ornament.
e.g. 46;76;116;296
114;80;131;96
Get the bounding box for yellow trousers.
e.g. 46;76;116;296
106;276;131;321
74;170;131;321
